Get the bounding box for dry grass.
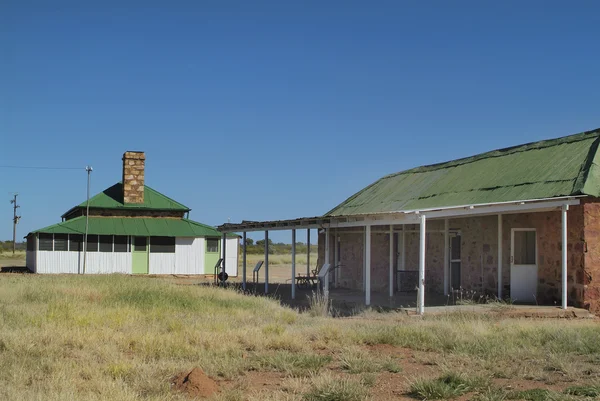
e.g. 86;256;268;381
0;250;26;260
242;253;318;269
0;274;599;400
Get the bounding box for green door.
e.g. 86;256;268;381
132;237;149;274
204;238;220;274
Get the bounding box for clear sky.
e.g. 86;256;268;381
1;1;599;243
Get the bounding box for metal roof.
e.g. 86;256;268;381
30;216;237;238
61;183;190;218
326;128;600;216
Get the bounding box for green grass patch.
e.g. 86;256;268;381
254;351;332;377
339;348;401;374
506;389;551;401
564;383;600;397
302;373;372;401
409;372;489;400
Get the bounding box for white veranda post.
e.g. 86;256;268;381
324;228;330;293
242;232;247;291
291;229;296;300
444;219;449;296
365;224;371;306
497;215;503;299
418;214;427;315
264;230;269;294
562;205;568;309
389;225;394;297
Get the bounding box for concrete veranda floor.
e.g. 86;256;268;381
241;282;595;318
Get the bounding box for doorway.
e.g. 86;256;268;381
510;229;537;303
132;236;149;274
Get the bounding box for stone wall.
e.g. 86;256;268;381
317;208;588;307
582;198;600;312
65;208;185;220
122;151;145;204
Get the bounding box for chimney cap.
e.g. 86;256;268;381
123;151;146;160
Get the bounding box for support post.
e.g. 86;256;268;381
418;214;426;315
324;228;330;293
389;225;394;297
221;233;227;287
400;225;406;291
365;224;371;306
497;215;503;299
334;230;339;288
291;229;296;300
242;232;247;291
307;229;311;276
264;230;269;294
444;219;449;296
562;205;569;309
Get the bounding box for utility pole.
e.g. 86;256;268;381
10;194;21;255
82;166;93;274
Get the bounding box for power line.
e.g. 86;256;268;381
0;165;83;170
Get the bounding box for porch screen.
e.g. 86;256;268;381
514;231;536;265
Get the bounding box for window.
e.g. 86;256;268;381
99;235;113;252
114;236;128;252
514;230;536;265
206;239;219;253
150;236;175;253
27;236;35;251
70;235;83;252
39;234;53;251
54;234;69;251
86;235;99;252
133;237;147;251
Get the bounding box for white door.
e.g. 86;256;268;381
510;229;538;303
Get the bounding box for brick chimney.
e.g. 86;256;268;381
122;151;145;204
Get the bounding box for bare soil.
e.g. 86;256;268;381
172;367;219;399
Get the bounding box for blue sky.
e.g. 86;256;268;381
1;1;599;243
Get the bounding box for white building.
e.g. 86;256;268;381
26;151;238;276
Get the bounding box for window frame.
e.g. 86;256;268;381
206;238;219;253
150;236;176;253
511;228;537;266
39;233;53;251
99;235;113;252
114;236;129;253
54;234;69;251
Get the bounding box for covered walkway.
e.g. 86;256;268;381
217;196;580;315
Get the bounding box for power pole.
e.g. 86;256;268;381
82;166;93;274
10;194;21;255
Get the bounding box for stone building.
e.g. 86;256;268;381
219;128;600;314
26;151;238;275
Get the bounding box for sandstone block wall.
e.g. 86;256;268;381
318;207;591;309
122;151;145;204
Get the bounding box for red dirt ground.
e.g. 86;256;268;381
172;367;219;399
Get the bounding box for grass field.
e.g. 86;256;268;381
1;274;600;400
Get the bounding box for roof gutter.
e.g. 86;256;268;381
218;196;584;232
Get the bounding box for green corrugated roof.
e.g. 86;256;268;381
326;128;600;216
62;183;190;217
31;217;237;237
